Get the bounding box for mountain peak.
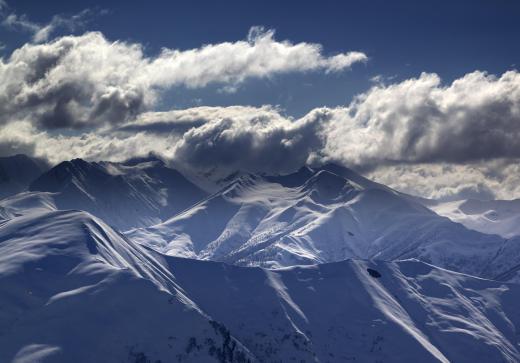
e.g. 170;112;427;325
302;169;356;203
27;157;207;231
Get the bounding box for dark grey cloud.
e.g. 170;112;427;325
0;33;149;129
172;107;331;177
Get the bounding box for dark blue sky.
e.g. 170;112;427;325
3;0;519;116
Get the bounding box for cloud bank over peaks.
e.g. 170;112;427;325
170;106;332;177
3;73;520;200
0;28;367;130
1;14;520;200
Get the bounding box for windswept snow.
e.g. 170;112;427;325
0;192;57;220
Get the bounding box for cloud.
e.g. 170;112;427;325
3;80;520;200
119;70;520;197
3;13;41;37
366;163;501;201
0;33;150;129
0;0;7;13
2;14;520;200
170;106;331;177
323;71;520;168
0;106;331;182
0;28;366;130
0;120;178;166
1;5;94;43
32;9;94;43
116;106;275;134
142;26;366;89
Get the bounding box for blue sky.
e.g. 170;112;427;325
3;0;519;116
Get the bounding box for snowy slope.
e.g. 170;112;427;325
169;257;520;362
430;198;520;238
2;210;520;362
127;165;520;280
28;157;207;231
0;155;48;200
0;210;252;363
0;191;57;220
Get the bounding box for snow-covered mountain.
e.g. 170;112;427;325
127;165;520;281
430;198;520;238
27;157;207;231
0;210;253;362
0;154;48;200
2;209;520;362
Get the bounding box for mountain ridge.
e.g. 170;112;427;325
27;157;207;231
2;209;520;362
127;164;520;283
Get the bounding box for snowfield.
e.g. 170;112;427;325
1;210;520;362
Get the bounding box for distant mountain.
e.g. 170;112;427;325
28;157;207;231
127;164;520;281
430;198;520;238
0;154;48;200
1;210;520;362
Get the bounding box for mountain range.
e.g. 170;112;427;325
3;154;520;362
126;164;520;282
1;209;520;362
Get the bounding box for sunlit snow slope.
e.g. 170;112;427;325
127;165;520;281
